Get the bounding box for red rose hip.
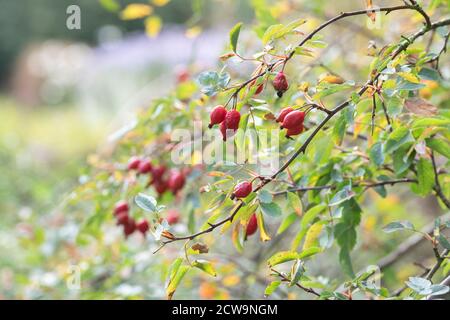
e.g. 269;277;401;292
138;159;152;174
231;181;252;199
246;213;258;236
285;124;304;138
168;171;186;194
276;107;294;123
151;165;167;181
167;209;180;225
114;200;129;216
273;72;289;97
225;110;241;130
136;220;149;234
116;212;129;225
127;156;141;170
208;105;227;129
282;110;305;129
123;218;136;237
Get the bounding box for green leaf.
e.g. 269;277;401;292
260;202;282;217
197;71;231;96
192;260;217;277
332;113;347;146
229;22;243;53
264;281;281;297
334;199;362;278
412;117;450;129
258;189;273;204
262;24;284;44
384;127;414;154
166;265;190;300
262;18;306;44
298;247;321;259
369;142;385;166
382;220;415;233
426;138;450;159
287;192;303;215
277;212;297;235
289;259;304;287
135;193;157;212
413;158;435;196
268;251;299;267
438;235;450;250
313;83;353;99
329;187;355;206
291;204;327;250
418;67;440;81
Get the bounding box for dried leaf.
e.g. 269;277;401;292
366;0;376;22
191;243;209;254
405;98;438;116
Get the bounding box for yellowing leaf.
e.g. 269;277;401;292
152;0;170;6
268;251;299;267
397;72;420;84
120;4;153;20
319;74;345;84
166;265;190;300
303;222;323;250
256;212;271;242
145;16;162;38
192;260;217;277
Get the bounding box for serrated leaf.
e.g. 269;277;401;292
135;193;157;212
230;22;243;53
192;260;217;277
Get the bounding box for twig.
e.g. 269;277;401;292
154;9;450;250
431;151;450;209
272;178;417;196
271;268;321;298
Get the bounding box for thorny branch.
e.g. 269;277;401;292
155;4;450;259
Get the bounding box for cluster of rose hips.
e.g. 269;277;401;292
113;200;149;238
113;200;181;238
208;106;241;141
127;156;187;196
276;107;305;138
